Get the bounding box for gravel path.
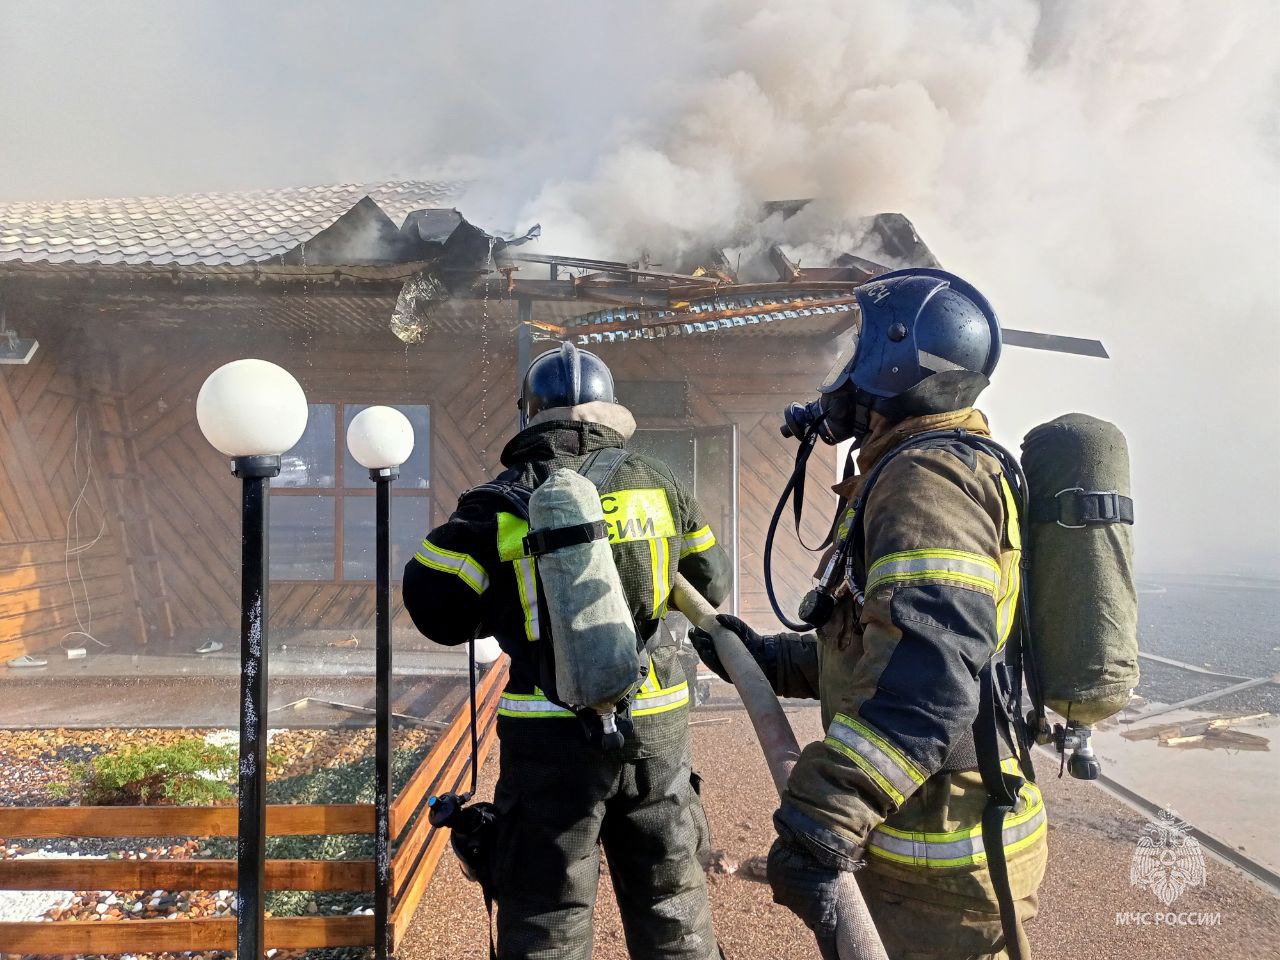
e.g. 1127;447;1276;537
398;706;1280;960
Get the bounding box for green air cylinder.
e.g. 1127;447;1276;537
1020;413;1139;724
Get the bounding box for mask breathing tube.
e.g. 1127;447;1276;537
764;407;851;631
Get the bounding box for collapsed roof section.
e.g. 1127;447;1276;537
0;183;1105;356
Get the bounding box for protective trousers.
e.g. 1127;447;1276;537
859;873;1038;960
491;729;719;960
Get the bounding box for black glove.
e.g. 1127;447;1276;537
766;835;842;960
687;614;777;685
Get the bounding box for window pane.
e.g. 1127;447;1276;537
274;403;337;488
343;404;430;489
270;495;335;580
342;495;431;581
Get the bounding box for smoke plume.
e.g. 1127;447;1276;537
2;0;1277;572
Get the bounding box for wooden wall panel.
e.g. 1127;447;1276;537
0;335;132;659
6;294;832;649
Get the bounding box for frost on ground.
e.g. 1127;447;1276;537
0;851;101;921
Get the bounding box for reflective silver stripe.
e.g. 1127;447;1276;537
497;694;574;717
514;556;541;642
867;803;1047;867
633;682;689;715
414;540;490;595
825;714;925;805
680;526;716;557
866;549;999;595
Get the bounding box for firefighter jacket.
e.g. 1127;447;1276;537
774;408;1047;904
402;403;732;755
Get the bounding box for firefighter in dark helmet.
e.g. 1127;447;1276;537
404;342;731;960
692;268;1046;960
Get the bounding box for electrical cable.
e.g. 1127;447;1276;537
61;407;110;652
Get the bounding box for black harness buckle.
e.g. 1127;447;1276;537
1052;487;1134;528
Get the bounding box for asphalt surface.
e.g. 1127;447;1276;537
398;705;1280;960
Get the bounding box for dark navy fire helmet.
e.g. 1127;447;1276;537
518;341;615;427
812;268;1001;442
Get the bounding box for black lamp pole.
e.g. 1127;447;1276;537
372;465;398;960
233;454;280;960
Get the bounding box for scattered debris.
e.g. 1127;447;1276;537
1122;712;1272;751
326;636;361;648
689;717;732;727
738;855;769;884
702;849;738;876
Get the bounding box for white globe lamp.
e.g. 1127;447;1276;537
346;405;415;474
196;358;308;461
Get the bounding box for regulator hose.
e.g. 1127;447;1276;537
764;421;828;631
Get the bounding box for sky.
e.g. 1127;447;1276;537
2;0;1278;574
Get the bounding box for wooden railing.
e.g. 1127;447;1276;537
0;658;508;956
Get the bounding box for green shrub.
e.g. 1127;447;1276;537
75;739;237;806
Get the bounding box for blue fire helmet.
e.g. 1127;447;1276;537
819;268;1001;431
519;341;616;427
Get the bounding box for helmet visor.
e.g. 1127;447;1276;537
818;317;861;393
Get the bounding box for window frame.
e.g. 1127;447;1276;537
271;400;431;584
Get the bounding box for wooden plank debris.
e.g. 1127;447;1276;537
1122;712;1271;751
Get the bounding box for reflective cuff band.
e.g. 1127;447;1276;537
866;548;1000;596
498;691;574;718
633;680;689;716
679;525;717;558
867;782;1046;868
414;540;489;595
824;713;927;806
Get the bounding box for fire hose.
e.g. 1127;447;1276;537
673;575;888;960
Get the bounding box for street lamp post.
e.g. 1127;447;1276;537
346;405;415;960
196;359;309;960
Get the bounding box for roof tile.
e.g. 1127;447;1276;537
0;180;457;266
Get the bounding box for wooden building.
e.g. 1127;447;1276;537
0;180;967;663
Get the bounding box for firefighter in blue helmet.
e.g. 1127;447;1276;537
692;269;1047;960
404;342;731;959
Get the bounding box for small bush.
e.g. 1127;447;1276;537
75;739;237;806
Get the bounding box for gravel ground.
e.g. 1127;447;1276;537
398;706;1280;960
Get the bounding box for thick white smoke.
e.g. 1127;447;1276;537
3;0;1277;572
473;0;1280;574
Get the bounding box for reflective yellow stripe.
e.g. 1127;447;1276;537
999;475;1022;551
599;488;676;543
867;548;1000;596
679;525;717;558
497;689;575;718
824;713;926;806
414;539;489;595
514;557;540;642
995;477;1022;650
649;536;670;616
497;512;529;561
498;673;689;719
867;779;1046;867
633;680;689;716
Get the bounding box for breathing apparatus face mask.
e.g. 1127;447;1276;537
779;318;872;447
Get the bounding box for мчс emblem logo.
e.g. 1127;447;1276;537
1130;808;1207;905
